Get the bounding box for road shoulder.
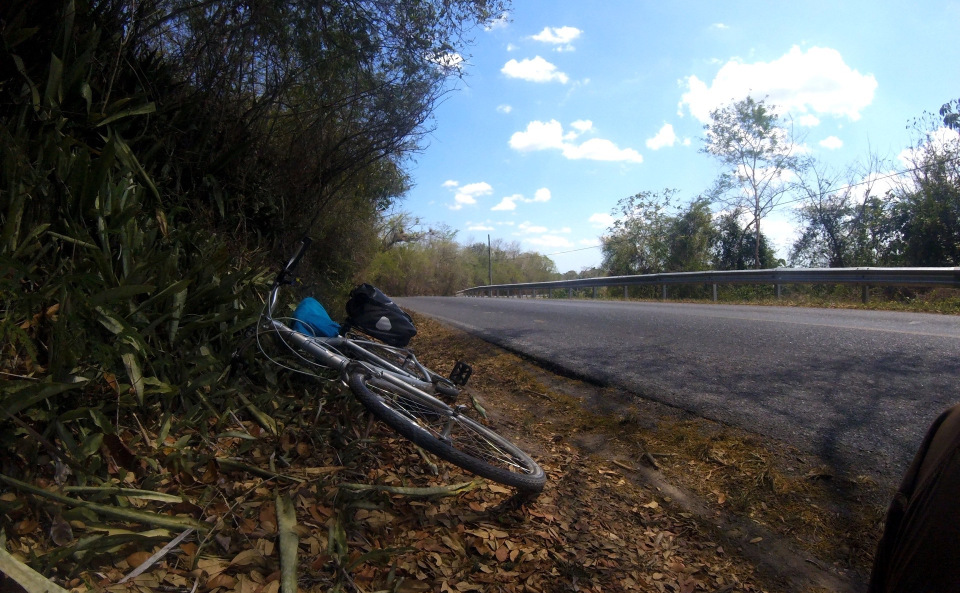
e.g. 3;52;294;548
411;312;887;593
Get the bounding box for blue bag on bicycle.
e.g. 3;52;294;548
344;283;416;347
292;297;341;337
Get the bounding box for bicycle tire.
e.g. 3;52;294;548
348;370;546;493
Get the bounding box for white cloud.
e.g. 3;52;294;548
527;235;574;248
427;52;464;74
570;120;593;133
761;215;800;256
819;136;844;150
589;213;615;228
467;224;495;231
518;222;549;234
532;26;581;45
679;45;878;124
511;222;575;250
497;104;513;114
485;12;510;31
444;181;493;210
502;56;569;83
897;126;960;167
927;126;960;148
510;120;643;163
492;195;520;211
798;114;821;127
491;188;552;212
646;123;678;150
711;23;729;30
564;138;643;163
531;26;582;51
509;120;566;151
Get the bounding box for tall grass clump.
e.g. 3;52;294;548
0;0;269;483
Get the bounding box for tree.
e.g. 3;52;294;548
665;197;716;272
713;211;780;270
890;116;960;266
89;0;509;253
601;190;675;275
366;229;557;295
790;156;895;267
701;96;808;268
941;97;960;131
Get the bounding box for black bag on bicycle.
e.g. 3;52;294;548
344;283;417;347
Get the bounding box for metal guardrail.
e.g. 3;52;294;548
456;267;960;302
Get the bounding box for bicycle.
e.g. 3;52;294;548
240;237;546;493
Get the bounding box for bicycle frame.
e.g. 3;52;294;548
262;252;448;400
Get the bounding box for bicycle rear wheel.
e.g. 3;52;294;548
348;370;545;493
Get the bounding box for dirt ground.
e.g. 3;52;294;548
1;314;892;593
406;314;889;593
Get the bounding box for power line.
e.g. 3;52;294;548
515;153;960;261
494;243;602;264
540;244;603;256
495;150;960;266
773;153;960;210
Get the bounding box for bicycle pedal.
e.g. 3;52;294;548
449;361;472;387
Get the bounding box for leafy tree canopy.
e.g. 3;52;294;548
701;96;808;268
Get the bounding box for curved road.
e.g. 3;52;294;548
397;297;960;485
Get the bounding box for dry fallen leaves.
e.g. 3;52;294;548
1;315;867;593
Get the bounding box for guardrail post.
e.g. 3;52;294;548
592;287;596;299
712;283;718;302
623;286;628;299
862;285;869;304
776;284;781;299
568;288;573;298
661;285;667;300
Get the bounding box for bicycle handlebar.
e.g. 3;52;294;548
273;236;311;287
284;236;311;273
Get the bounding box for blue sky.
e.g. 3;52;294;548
401;0;960;273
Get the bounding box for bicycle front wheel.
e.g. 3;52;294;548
348;371;546;493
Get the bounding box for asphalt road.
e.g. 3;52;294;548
396;297;960;485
